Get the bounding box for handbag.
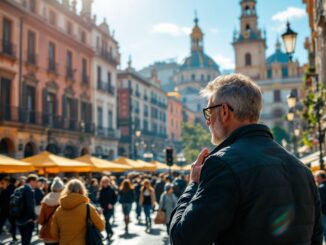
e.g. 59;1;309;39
154;195;166;224
39;205;58;239
85;204;104;245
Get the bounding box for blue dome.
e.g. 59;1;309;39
180;50;220;71
266;49;289;65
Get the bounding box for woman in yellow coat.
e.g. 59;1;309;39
51;179;105;245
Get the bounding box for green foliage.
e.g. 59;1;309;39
272;125;290;144
182;122;213;163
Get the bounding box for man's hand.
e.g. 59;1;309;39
108;204;113;209
190;148;209;184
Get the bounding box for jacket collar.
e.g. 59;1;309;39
209;124;273;156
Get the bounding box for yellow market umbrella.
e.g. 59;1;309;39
75;155;131;173
22;151;93;173
113;157;152;171
136;160;157;172
0;154;35;173
152;161;182;171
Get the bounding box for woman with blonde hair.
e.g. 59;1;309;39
139;179;156;232
50;179;104;245
98;176;117;240
119;179;135;233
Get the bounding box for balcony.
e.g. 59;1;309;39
95;127;120;140
82;74;89;86
96;47;120;66
0;105;94;134
48;59;57;73
26;52;37;66
108;86;115;95
1;40;16;58
66;66;74;81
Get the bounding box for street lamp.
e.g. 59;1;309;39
281;21;298;61
287;109;295;122
287;91;297;108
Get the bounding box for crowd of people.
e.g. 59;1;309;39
0;172;188;245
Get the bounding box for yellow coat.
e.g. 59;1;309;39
51;193;105;245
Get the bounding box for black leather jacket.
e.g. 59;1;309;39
169;124;323;245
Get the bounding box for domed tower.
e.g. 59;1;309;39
191;16;204;52
233;0;266;80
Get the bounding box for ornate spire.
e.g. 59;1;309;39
190;12;204;52
127;55;132;69
276;36;281;51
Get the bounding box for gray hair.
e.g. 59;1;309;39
200;73;262;122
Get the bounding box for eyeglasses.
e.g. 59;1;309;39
203;104;234;120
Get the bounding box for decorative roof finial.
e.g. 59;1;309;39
194;10;198;25
127;55;132;69
276;36;281;51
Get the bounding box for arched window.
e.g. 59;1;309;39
244;5;250;15
245;24;251;32
245;53;252;66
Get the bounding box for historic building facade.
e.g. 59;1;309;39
91;18;120;160
117;61;168;161
0;0;94;158
233;0;303;129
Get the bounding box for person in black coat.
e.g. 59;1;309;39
315;171;326;242
169;74;323;245
0;177;17;241
98;176;117;239
154;174;165;202
16;174;38;245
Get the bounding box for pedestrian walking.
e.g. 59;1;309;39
51;179;105;245
98;176;117;240
38;177;65;245
139;179;156;232
87;178;99;205
315;170;326;242
169;74;323;245
119;179;135;233
0;177;17;242
133;178;142;223
10;174;38;245
159;183;177;233
154;174;166;203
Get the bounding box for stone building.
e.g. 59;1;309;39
0;0;94;158
233;0;303;129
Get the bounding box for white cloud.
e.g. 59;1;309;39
213;55;235;70
272;7;306;22
150;23;191;36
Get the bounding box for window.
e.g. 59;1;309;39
107;72;111;86
97;107;103;128
191;74;195;80
82;58;87;83
96;37;100;49
29;0;36;13
274;90;281;103
81;31;86;43
67;21;73;35
27;31;36;63
81;102;87;123
3;18;12;55
97;66;102;89
245;53;252;66
48;42;56;70
108;111;113;129
49;10;56;25
245;24;251;32
201;74;205;81
66;51;72;69
244;5;250;15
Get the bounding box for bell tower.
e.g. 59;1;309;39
190;14;204;52
233;0;266;80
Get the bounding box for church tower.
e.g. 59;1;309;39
191;15;204;52
232;0;266;79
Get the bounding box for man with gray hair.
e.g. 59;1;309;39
169;74;323;245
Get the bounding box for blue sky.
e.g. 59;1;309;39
87;0;309;71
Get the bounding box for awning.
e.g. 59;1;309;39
300;151;320;165
75;155;131;173
113;157;155;171
136;160;157;171
22;151;93;173
0;154;35;173
152;161;183;171
310;157;326;171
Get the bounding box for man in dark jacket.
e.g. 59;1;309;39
16;174;38;245
169;74;323;245
0;177;17;241
155;173;166;201
315;170;326;241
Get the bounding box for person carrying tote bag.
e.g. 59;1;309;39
85;204;104;245
158;184;177;233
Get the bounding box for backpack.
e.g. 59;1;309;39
9;186;25;218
